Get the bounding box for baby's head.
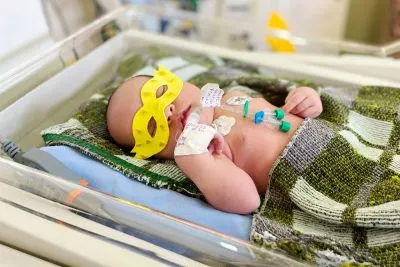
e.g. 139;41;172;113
106;68;201;159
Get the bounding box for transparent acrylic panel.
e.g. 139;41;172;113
0;158;307;266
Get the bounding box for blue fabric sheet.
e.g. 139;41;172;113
41;146;251;240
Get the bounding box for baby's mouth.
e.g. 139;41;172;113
180;104;192;128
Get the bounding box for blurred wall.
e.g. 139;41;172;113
42;0;121;41
0;0;53;76
345;0;391;44
0;0;49;59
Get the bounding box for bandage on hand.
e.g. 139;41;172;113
174;121;224;157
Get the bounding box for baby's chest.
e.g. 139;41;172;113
213;102;275;158
216;93;276;130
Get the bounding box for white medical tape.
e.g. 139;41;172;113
226;96;252;106
212;116;236;136
200;83;224;108
174;122;217;156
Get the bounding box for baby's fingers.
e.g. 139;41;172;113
282;94;306;113
298;103;323;118
290;97;313;115
208;133;224;155
214;133;224;154
207;143;215;154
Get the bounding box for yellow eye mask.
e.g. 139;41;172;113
131;66;183;159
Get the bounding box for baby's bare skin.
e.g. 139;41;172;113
213;91;304;194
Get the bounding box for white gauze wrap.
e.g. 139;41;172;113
174;84;224;157
174;122;217;156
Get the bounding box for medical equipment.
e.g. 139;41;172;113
221;102;291;132
0;135;82;182
200;83;291;132
125;3;400;57
2;5;400;266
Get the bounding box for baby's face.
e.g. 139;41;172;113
107;76;201;159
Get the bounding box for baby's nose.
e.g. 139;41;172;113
165;104;175;124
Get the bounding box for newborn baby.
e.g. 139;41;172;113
106;67;322;214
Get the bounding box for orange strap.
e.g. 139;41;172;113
65;180;88;205
65;188;83;205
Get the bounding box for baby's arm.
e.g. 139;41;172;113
174;110;260;214
175;152;260;214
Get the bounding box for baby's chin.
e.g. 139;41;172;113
155;150;175;160
154;140;176;160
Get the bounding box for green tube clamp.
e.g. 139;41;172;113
243;100;249;118
279;121;291;133
274;109;285;120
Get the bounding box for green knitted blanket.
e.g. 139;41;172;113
252;86;400;265
41;47;400;266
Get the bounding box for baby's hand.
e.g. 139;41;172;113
208;132;224;155
282;87;322;118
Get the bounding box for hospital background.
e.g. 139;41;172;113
1;0;399;74
1;0;400;266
